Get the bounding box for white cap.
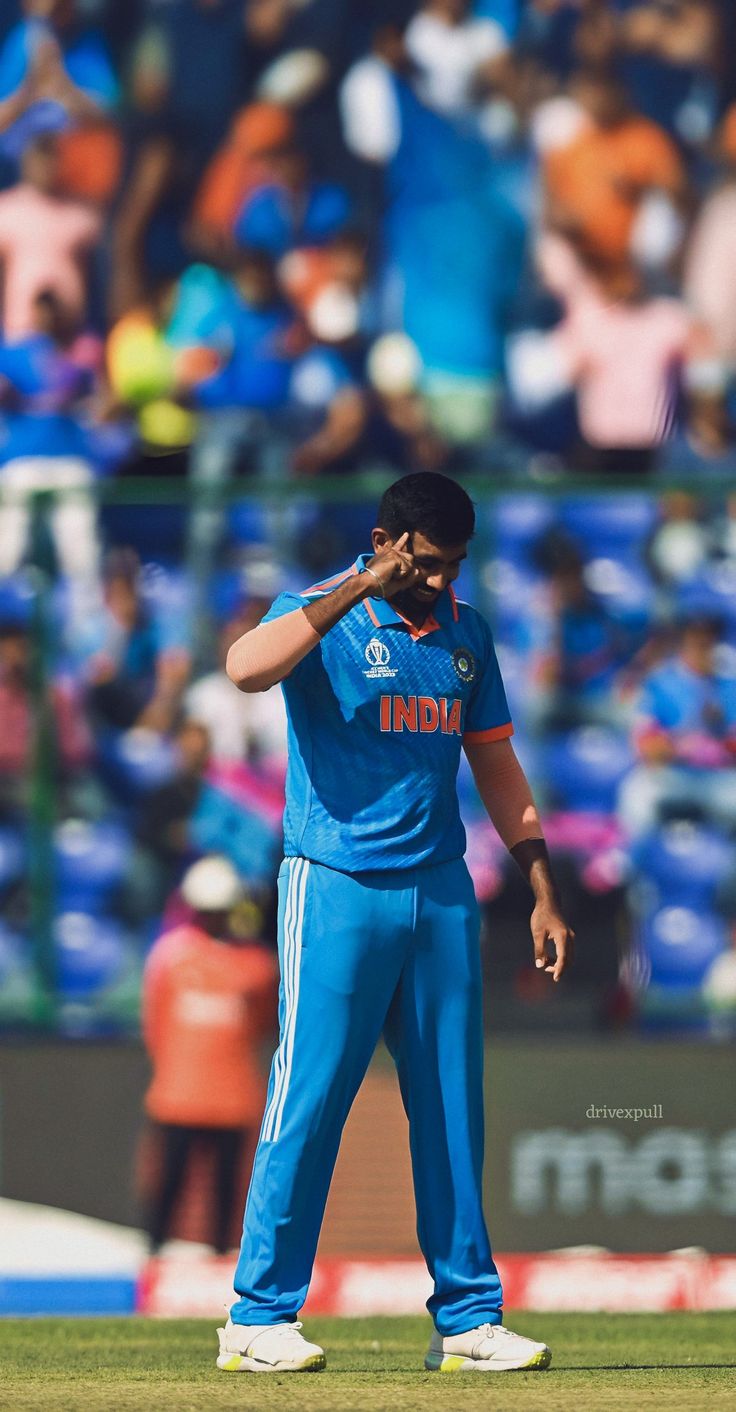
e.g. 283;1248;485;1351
181;856;244;912
307;283;359;342
256;49;328;105
367;333;422;396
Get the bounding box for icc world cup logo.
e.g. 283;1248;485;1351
365;638;391;668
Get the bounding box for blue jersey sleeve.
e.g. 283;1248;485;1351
261;590;310;624
638;669;681;731
463;617;513;743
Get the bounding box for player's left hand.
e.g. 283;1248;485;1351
530;903;574;983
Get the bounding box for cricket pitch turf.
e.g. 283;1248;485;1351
2;1312;735;1410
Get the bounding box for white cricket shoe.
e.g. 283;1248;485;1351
216;1318;326;1373
425;1322;551;1372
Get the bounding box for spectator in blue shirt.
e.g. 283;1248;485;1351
619;612;736;838
71;547;192;734
179;250;298;639
187;253;296;415
288;339;366;476
0;287;104;584
341;30;524;446
234;144;351;258
181;248;297;484
0;0;118;160
530;543;630;731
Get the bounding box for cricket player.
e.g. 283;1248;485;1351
217;473;573;1374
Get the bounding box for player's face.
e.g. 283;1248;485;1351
396;531;468;612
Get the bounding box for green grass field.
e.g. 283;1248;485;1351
2;1313;735;1411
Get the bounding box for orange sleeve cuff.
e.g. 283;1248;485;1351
463;722;514;744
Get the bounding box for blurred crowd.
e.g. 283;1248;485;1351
0;0;735;1038
0;0;735;499
0;485;733;1040
484;489;736;1032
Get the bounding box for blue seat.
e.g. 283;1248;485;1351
101;504;188;561
640;906;726;987
208;566;250;621
544;727;634;812
559;495;657;558
486;557;545;629
228;500;273;546
54;912;131;1000
633;822;733;909
0;827;24;890
229;495;320;550
675;562;736;632
54;820;132;909
142;561;191;603
582;557;655;629
0;572;34;624
492;494;556;566
315;503;376;553
0;923;28;975
99;728;178;799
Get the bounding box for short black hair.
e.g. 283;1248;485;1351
377;473;475;546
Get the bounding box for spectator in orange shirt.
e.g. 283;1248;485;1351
188;101;295;263
141;854;278;1254
543;69;685;269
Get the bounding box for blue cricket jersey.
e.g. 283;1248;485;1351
262;555;513;871
638;658;736;738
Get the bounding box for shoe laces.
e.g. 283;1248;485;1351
474;1324;513;1349
271;1322;304;1340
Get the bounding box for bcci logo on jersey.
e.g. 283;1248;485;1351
452;646;476;683
364;637;397;679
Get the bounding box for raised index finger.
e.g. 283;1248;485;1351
393;531;410;552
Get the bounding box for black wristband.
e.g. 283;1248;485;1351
509;837;555;889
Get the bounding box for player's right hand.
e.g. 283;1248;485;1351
364;532;422;600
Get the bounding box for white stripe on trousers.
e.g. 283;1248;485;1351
259;861;295;1141
262;857;309;1142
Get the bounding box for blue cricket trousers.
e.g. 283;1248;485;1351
231;855;503;1334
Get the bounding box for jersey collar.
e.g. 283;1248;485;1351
354;554;459;640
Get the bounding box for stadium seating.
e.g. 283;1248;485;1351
54;911;132;999
101;505;189;564
543;727;634;814
54;911;142;1036
558;496;659;562
0;827;24;891
0;573;34;625
639;906;727;988
632;822;734;911
489;495;556;567
54;820;132;912
0;0;734;1042
675;562;736;635
97;730;178;801
582;556;654;628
